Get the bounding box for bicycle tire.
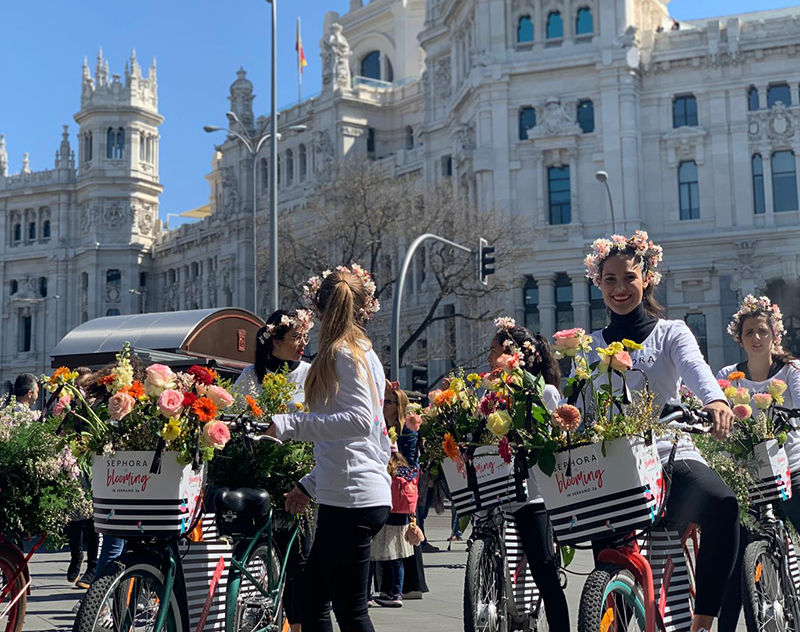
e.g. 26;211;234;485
0;544;26;632
73;556;183;632
229;539;285;632
578;564;646;632
464;535;508;632
742;538;799;632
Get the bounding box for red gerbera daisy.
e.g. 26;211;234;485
188;365;218;386
182;392;198;408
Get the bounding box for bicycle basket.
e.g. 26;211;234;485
748;439;792;507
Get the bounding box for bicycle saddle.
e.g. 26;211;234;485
212;487;271;517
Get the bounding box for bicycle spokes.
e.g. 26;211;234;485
753;553;788;631
476;548;501;632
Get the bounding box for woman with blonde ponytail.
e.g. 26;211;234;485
265;266;391;632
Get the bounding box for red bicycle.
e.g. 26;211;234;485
0;534;47;632
577;406;710;632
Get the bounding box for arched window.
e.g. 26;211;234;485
752;154;765;215
519;106;536;140
115;128;125;159
517;15;534;43
773;150;798;212
286;149;294;184
576;7;593;35
28;221;36;240
299;144;307;182
107;127;115;159
39;277;48;297
768;83;791;108
748;86;760;112
405;126;414;150
12;223;21;243
43;220;51;240
524;277;539;332
360;51;381;80
547;11;563;39
577;99;595;133
678;160;700;220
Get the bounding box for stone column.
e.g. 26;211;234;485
537;273;557;338
534;151;546;226
570;272;590;331
793;143;800;211
756;84;768;110
619;70;641;229
791;84;800;107
568;148;580;224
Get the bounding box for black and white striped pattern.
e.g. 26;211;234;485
450;475;523;517
787;535;800;595
547;486;658;546
749;475;791;507
93;496;190;538
503;512;540;615
639;527;694;632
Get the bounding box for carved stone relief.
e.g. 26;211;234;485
528;97;582;139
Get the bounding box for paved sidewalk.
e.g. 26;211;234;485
24;513;745;631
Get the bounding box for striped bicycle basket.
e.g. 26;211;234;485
640;527;694;632
748;440;792;507
503;512;540;616
92;452;205;538
533;435;663;546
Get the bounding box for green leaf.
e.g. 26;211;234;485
459;515;471;534
545;440;561;452
537;450;556;477
564;382;574;398
561;545;576;568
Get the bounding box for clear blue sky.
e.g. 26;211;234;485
0;0;797;226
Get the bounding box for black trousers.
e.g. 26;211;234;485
274;522;315;625
66;518;99;568
301;504;389;632
513;504;569;632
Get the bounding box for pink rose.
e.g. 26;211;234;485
204;385;234;410
145;364;176;396
53;393;72;417
732;404;753;421
553;328;585;350
404;413;423;432
108;392;136;421
717;379;731;390
158;389;184;418
752;393;773;410
200;420;231;450
609;351;633;372
495;353;521;374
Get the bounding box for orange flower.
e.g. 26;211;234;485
97;374;116;387
50;366;71;384
191;397;218;423
728;371;746;382
434;390;456;407
122;381;146;400
442;433;461;461
246;395;263;418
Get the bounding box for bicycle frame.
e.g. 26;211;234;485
0;534;46;622
750;503;800;616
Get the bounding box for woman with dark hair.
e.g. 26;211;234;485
488;318;569;632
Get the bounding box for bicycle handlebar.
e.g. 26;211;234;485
659;404;712;434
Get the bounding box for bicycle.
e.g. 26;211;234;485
740;406;800;632
73;416;300;632
0;534;47;632
463;505;566;632
577;404;712;632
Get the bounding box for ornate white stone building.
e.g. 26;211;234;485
4;0;800;390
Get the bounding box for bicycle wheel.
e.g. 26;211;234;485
73;555;183;632
578;564;646;632
0;544;26;632
464;535;507;632
229;540;284;632
742;539;799;632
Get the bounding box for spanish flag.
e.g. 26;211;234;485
296;17;307;73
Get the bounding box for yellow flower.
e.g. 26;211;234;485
769;379;788;398
487;410;512;437
295;402;305;411
388;426;398;443
575;368;591;381
467;373;481;385
622;339;643;351
160;418;182;443
449;378;465;393
723;386;737;401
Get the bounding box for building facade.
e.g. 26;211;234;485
3;0;800;390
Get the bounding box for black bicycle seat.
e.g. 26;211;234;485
213;488;271;517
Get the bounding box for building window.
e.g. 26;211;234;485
139;132;146;161
39;277;47;297
277;155;282;188
367;127;376;156
84;132;93;162
286;149;294;184
415;245;427;292
772;150;799;212
10;280;18;295
386;57;394;83
753;154;765;215
673;95;698;128
685;313;708;360
12;223;21;243
405;126;414;150
748;86;760;112
768;83;791;108
547;11;563;39
517;15;534;43
107;269;121;286
678;160;700;220
140;271;147;287
575;7;593;35
590;283;607;331
43;220;51;240
555;274;573;331
28;222;36;241
115;128;125;159
577;99;595;133
441;155;453;177
518;107;536;140
81;272;88;290
524;278;539;333
361;51;381;80
548;166;571;225
146;135;153;163
107;128;115;159
261;158;269;191
19;315;32;353
106;309;121;317
299;144;307;182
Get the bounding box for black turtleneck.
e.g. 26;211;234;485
736;358;784;381
257;356;301;382
602;303;659;345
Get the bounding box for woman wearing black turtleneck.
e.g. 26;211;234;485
233;309;311;632
583;232;737;632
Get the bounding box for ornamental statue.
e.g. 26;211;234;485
322;23;351;90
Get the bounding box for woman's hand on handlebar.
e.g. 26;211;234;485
703;400;734;441
284;485;311;515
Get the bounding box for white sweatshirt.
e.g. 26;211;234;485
717;361;800;473
271;345;392;509
234;362;311;406
585;319;726;465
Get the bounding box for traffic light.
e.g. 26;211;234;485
479;237;495;285
411;364;428;393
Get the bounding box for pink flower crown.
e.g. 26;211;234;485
302;263;380;320
584;230;664;288
727;295;785;353
494;316;541;366
258;308;315;345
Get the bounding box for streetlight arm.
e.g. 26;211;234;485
205;126;255;154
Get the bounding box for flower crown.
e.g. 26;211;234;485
493;316;540;366
259;308;315;345
584;230;664;288
303;264;380;320
727;295;785;353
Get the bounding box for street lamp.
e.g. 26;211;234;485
204;116;306;316
595;171;616;234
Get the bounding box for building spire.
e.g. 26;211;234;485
82;56;90;81
21;153;30;174
0;134;7;177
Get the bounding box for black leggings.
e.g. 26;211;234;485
274;523;314;625
513;504;569;632
301;504;389;632
66;518;99;568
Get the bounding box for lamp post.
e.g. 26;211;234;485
595;171;616;234
204;118;306;316
267;0;279;315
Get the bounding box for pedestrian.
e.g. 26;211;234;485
234;308;314;632
6;373;38;411
264;265;391;632
489;319;570;631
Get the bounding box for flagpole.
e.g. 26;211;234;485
297;16;302;104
